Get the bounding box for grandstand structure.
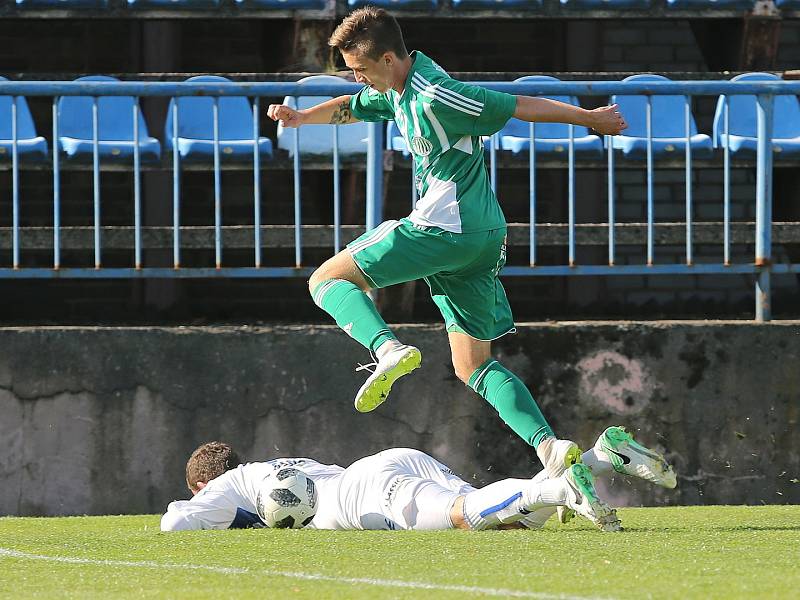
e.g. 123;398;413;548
1;1;799;322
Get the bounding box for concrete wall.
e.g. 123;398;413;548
0;322;798;517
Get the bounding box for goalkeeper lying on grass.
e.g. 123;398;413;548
161;427;676;534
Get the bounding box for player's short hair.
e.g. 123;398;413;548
185;441;243;492
328;7;408;61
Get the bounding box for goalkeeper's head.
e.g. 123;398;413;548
185;441;243;495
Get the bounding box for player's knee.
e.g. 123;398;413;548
453;363;474;385
308;264;331;295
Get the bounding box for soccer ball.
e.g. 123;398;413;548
256;468;317;529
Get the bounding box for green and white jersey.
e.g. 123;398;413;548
349;51;516;234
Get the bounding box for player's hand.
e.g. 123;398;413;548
588;104;627;136
267;104;305;128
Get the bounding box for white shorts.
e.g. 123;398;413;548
335;448;476;531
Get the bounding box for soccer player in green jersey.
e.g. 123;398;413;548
267;7;628;489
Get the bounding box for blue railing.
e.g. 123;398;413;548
1;79;800;321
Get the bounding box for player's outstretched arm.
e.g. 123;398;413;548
513;96;627;136
160;495;237;531
267;95;362;128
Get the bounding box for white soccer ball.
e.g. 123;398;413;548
256;468;317;529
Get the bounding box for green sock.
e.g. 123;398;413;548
468;358;554;448
311;279;396;353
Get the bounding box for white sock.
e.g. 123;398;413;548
462;479;528;530
375;339;404;361
516;446;613;530
462;476;567;530
582;447;612;476
517;507;557;530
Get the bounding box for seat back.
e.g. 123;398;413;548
712;72;800;141
164;75;255;143
57;75;150;141
612;74;700;138
277;75;369;156
500;76;592;139
0;75;41;140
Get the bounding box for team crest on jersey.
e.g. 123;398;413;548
411;136;433;156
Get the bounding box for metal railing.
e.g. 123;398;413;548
1;79;799;321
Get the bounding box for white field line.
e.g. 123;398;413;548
0;547;612;600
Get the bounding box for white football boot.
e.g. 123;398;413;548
353;344;422;412
562;463;622;532
593;426;678;489
536;437;584;524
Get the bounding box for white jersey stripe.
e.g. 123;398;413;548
412;76;484;115
434;85;484;111
413;72;483;110
410;76;484;116
434;89;482;116
411;80;481;117
348;220;398;254
430;92;482;117
422;101;450;153
348;220;402;255
409;80;436;102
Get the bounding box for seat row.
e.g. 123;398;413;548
8;0;800;9
9;0;328;8
2;73;799;165
389;73;800;159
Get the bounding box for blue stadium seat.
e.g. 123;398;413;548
277;75;369;157
610;74;712;159
712;72;800;158
348;0;437;8
775;0;800;7
666;0;755;8
497;76;603;158
451;0;540;7
127;0;220;7
164;75;273;162
559;0;650;8
57;76;161;163
234;0;327;8
15;0;107;7
0;77;48;162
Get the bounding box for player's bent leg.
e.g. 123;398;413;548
310;249;420;412
309;249;372;294
459;466;620;532
310;250;396;354
451;333;556;449
584;425;677;489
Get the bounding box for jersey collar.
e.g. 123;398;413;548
398;50;426;102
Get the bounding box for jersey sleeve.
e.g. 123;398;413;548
430;79;516;137
349;86;395;122
160;493;238;531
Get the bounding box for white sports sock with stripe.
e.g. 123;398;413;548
516;446;613;529
461;477;567;530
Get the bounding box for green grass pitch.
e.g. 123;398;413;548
1;506;798;599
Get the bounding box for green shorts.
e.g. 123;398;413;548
347;218;515;341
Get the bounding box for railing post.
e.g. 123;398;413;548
366;121;384;231
755;93;774;322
